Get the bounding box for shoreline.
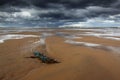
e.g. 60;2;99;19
0;28;120;80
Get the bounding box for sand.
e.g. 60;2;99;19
0;28;120;80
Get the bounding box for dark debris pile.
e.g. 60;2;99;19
31;51;60;64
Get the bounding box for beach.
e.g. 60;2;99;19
0;28;120;80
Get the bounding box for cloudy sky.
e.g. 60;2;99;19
0;0;120;27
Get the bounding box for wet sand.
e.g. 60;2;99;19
0;28;120;80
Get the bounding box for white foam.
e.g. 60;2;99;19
65;29;102;31
64;36;81;39
65;40;101;47
65;40;120;53
0;34;39;43
41;33;53;37
78;29;120;41
56;32;81;39
39;33;53;45
40;38;46;45
0;40;4;43
103;37;120;40
107;46;120;53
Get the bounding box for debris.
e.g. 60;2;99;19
33;51;60;64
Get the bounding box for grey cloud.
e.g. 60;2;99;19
0;0;120;27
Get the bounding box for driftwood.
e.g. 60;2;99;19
33;51;60;64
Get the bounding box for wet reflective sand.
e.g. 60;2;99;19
0;28;120;80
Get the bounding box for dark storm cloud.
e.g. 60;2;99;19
0;0;120;27
0;0;118;9
22;0;117;8
0;0;29;7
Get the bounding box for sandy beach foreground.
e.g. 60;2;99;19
0;28;120;80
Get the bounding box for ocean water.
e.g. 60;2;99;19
77;28;120;41
0;34;39;43
0;27;120;53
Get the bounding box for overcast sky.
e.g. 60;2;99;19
0;0;120;27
